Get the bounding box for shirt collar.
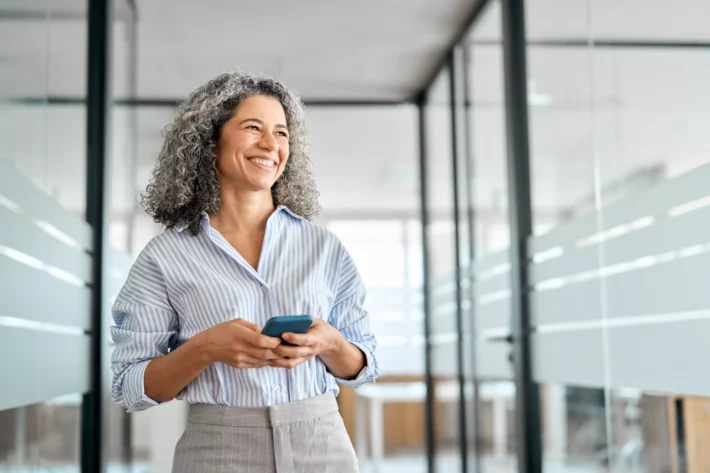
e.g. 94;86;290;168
275;204;306;222
174;206;304;234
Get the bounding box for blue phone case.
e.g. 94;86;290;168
261;315;313;339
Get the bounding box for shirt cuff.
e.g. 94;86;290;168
122;359;162;413
334;341;378;389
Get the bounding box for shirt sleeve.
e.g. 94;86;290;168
110;246;179;413
328;248;379;388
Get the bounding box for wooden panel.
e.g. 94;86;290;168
337;385;357;443
684;396;710;473
337;376;426;453
639;395;674;473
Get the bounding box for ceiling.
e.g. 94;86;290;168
0;0;480;102
133;0;477;101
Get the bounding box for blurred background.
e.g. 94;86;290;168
1;0;710;472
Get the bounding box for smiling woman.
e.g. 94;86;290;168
214;96;290;191
110;71;379;473
142;72;319;236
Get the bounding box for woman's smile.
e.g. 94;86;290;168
247;156;278;171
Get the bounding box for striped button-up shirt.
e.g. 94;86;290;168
111;205;378;412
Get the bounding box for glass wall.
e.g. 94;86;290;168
524;1;609;471
309;105;426;473
465;2;517;472
0;1;88;471
424;65;465;473
524;1;710;472
1;1;139;472
421;0;710;472
105;1;139;471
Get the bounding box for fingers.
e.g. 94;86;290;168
269;356;314;369
281;332;313;346
228;352;269;369
233;318;262;332
240;326;282;349
242;345;280;361
273;344;314;359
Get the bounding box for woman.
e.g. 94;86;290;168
111;71;378;473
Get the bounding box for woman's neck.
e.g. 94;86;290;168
210;188;275;234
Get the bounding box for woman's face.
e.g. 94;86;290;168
214;95;290;193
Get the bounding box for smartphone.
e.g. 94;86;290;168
261;315;313;341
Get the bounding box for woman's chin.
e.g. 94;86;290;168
244;178;278;193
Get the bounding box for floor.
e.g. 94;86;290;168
0;456;608;473
359;455;607;473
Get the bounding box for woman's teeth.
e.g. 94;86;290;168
249;158;275;167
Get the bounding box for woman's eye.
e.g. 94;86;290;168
277;131;289;138
246;125;260;131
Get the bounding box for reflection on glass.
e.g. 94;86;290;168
477;381;516;472
539;385;707;473
539;384;607;472
0;395;82;471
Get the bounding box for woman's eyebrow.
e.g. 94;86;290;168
239;118;288;130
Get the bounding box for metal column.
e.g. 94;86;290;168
82;0;110;471
501;0;542;472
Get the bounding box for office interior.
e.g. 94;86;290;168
1;0;710;472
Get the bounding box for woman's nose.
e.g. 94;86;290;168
259;132;279;152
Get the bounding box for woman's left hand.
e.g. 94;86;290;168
269;319;344;369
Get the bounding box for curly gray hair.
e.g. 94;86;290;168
142;71;320;235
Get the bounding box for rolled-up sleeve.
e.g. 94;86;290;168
328;249;379;388
111;247;178;413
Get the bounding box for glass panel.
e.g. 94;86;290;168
0;1;89;218
424;65;462;473
0;2;87;472
591;2;710;472
452;43;478;471
329;220;426;472
105;2;137;471
525;0;610;471
465;1;516;472
0;395;82;472
0;1;51;198
527;1;710;472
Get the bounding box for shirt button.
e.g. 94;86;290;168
260;285;268;292
274;385;282;392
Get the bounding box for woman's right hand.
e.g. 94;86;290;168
201;318;281;368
